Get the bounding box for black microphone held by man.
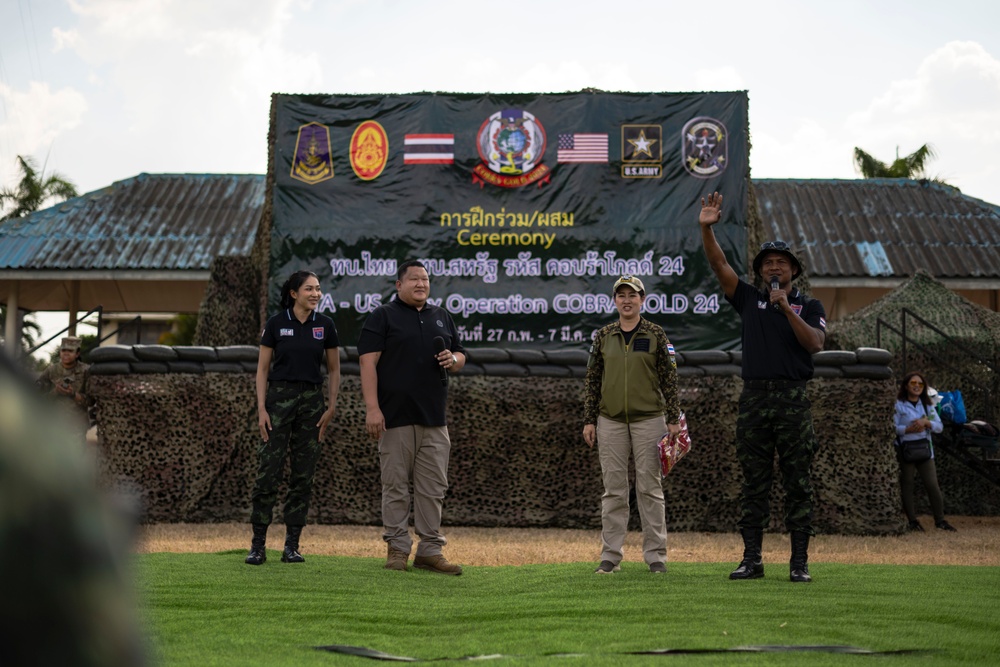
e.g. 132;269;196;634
771;276;781;311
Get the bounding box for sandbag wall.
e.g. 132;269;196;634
89;344;936;534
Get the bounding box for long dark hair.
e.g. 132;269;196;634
279;271;319;309
897;371;931;406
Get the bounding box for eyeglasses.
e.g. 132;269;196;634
759;241;790;251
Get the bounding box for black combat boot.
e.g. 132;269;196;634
789;531;812;583
281;524;305;563
245;523;268;565
729;527;764;580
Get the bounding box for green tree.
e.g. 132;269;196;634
0;155;79;221
852;144;938;179
158;313;199;346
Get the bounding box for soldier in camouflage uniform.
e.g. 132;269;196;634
2;349;146;666
699;192;827;583
248;271;341;565
37;336;92;435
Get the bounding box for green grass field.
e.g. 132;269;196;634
136;552;1000;666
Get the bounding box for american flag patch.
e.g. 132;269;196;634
557;133;609;163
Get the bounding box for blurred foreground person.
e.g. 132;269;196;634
0;350;146;666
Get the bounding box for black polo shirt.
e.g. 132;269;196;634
357;298;465;428
726;279;826;381
261;309;339;385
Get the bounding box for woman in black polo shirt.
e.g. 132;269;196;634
245;270;341;565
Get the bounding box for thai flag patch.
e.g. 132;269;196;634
819;316;827;329
667;343;675;356
313;327;324;340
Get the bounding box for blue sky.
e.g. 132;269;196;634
3;0;1000;352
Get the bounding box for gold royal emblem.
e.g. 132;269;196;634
291;122;334;185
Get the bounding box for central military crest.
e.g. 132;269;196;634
473;109;550;188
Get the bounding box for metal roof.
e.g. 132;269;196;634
4;174;997;282
753;178;1000;281
0;173;264;271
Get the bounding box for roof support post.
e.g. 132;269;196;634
4;281;20;356
68;280;80;336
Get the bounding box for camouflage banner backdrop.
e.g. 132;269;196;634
268;91;748;350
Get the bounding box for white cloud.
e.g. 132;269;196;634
511;62;640;95
750;118;855;181
693;67;746;93
51;27;80;52
52;0;322;178
0;81;88;186
846;41;1000;198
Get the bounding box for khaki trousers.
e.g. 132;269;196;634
597;415;668;565
378;424;450;557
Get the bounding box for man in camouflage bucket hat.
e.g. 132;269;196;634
699;192;827;583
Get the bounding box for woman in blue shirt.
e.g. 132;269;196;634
894;372;956;532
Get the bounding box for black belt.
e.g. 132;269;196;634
743;379;808;390
270;380;321;390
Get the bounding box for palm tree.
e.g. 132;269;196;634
0;305;42;352
0;155;78;221
852;144;938;179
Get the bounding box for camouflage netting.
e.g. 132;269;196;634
826;270;1000;516
192;255;261;347
88;346;918;535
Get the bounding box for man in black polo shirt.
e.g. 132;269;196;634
358;260;466;575
699;192;827;583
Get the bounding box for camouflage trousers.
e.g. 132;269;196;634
735;385;817;534
250;382;324;526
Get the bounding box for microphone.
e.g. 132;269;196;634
433;336;449;386
770;276;781;311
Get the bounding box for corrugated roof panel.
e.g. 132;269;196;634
856;241;893;276
0;173;264;271
754;179;1000;279
5;174;997;281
